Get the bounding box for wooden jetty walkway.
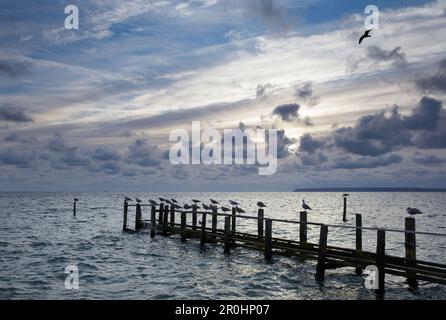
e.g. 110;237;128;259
122;201;446;295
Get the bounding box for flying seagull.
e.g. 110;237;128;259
192;199;201;203
406;207;423;216
257;201;266;208
221;207;231;212
235;207;246;214
125;196;132;202
229;200;240;206
210;199;219;205
135;198;142;203
302;200;312;211
359;29;372;45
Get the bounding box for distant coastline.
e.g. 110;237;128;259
293;187;446;192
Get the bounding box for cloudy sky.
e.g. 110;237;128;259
1;0;446;191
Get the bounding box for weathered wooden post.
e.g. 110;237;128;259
158;203;164;224
376;229;386;295
135;203;142;231
150;205;156;238
200;212;207;248
181;212;187;242
163;205;169;235
257;208;264;239
231;207;237;247
224;216;231;254
343;195;348;222
123;200;128;231
355;214;363;275
73;199;77;217
299;211;307;245
192;205;197;230
211;206;218;241
170;203;175;227
315;224;328;281
264;219;273;262
405;217;418;291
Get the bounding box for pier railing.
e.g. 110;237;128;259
123;201;446;295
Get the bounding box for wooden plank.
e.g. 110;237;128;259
264;219;272;261
135;203;142;231
355;214;363;275
343;196;347;222
405;217;418;291
231;207;237;247
163;205;169;235
192;205;198;230
150;205;156;238
376;229;386;295
73;201;77;217
212;207;218;241
123;200;128;231
200;212;207;248
224;216;231;254
300;211;307;245
315;225;328;281
181;212;187;242
170;203;175;227
258;208;264;238
158;203;164;224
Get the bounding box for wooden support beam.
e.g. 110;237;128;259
224;216;231;254
343;197;347;222
123;200;128;231
192;205;197;230
264;219;272;261
158;203;164;224
181;212;187;242
299;211;307;245
315;224;328;281
73;201;77;217
170;203;175;227
405;217;418;291
211;207;218;241
135;203;142;231
231;207;237;247
258;208;264;238
163;205;169;235
355;214;363;275
376;229;386;295
150;205;156;238
200;212;207;248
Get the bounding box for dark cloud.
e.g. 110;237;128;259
0;105;33;122
48;133;72;153
415;59;446;94
272;103;300;122
412;154;446;165
299;152;328;166
295;82;320;106
100;162;121;175
4;132;38;143
332;154;402;169
256;83;273;98
276;129;295;159
128;139;162;167
298;134;325;154
89;148;121;162
0;59;32;79
366;46;407;68
0;149;35;168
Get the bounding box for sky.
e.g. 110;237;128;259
1;0;446;191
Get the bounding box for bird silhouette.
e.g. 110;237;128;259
202;204;211;210
74;198;78;202
235;207;245;214
302;200;312;211
343;194;350;197
257;201;266;208
135;198;142;203
192;199;201;203
174;204;182;210
229;200;240;206
210;199;219;205
359;29;372;45
183;204;192;210
149;199;159;206
406;207;423;216
159;197;166;202
221;207;231;212
125;196;132;202
171;198;178;204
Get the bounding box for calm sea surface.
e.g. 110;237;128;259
0;192;445;300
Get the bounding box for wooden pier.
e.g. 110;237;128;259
123;201;446;295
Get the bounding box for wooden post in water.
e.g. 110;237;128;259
405;217;418;291
170;203;175;227
135;203;142;231
355;214;363;275
192;205;197;230
200;212;207;248
299;211;307;245
163;205;169;235
257;208;264;239
315;224;328;281
211;207;218;241
158;203;164;224
343;196;347;222
150;205;156;238
224;216;231;254
123;200;128;231
376;229;386;295
181;212;187;242
264;219;273;262
231;207;237;247
73;200;77;217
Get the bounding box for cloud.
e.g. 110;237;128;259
128;139;162;167
272;103;300;122
366;46;407;68
0;105;33;122
298;133;325;154
276;129;296;159
404;96;442;131
4;132;38;143
0;149;35;168
415;59;446;94
256;83;274;98
89;148;121;162
246;0;291;32
295;82;319;106
0;59;32;78
332;154;403;169
412;154;446;165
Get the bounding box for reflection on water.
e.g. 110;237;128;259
0;192;444;299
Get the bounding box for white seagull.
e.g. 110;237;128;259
406;207;423;216
125;196;132;202
257;201;266;208
229;200;240;206
302;200;312;211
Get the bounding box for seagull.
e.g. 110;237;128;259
406;207;423;216
135;198;142;203
210;199;219;205
192;199;201;203
235;207;245;214
175;204;182;210
165;199;173;205
343;194;350;197
359;29;372;45
183;204;192;210
149;199;159;206
74;198;78;202
229;200;240;206
257;201;266;208
159;197;166;202
125;196;132;202
302;200;312;211
221;207;231;212
171;198;178;204
202;204;211;210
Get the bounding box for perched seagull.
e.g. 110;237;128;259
221;207;231;212
359;29;372;45
165;199;173;205
125;196;132;202
159;197;166;202
235;207;246;214
343;194;350;197
210;199;219;205
406;207;423;216
183;204;192;210
229;200;240;206
302;200;312;211
149;199;159;206
257;201;266;208
202;204;211;210
192;199;201;203
175;204;182;210
74;198;79;202
171;198;178;204
135;198;142;203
